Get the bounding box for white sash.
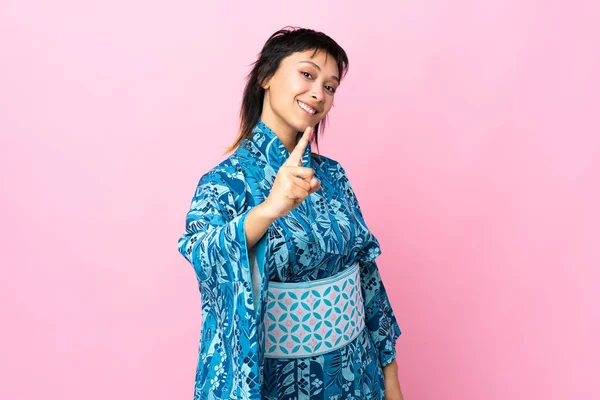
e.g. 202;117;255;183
264;262;365;358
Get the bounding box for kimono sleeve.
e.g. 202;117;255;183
360;258;402;367
337;163;403;367
177;168;268;398
177;169;256;284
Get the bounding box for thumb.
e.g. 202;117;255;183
309;177;321;193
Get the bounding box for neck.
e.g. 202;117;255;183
260;109;298;153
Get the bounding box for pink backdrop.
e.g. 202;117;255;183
1;1;598;399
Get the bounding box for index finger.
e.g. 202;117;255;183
284;126;312;167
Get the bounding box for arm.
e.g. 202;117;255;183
334;162;404;397
176;168;270;397
244;202;277;249
360;258;402;367
177;170;266;282
335;162;403;365
383;360;404;399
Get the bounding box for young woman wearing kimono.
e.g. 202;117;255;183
178;27;404;400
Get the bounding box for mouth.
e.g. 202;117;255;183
297;100;318;116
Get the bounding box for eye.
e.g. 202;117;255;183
325;85;337;93
301;71;313;79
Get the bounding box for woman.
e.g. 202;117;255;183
177;27;404;400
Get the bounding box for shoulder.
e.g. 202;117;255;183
311;153;348;177
311;153;354;187
311;153;359;206
195;154;247;197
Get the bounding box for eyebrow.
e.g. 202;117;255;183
298;61;340;83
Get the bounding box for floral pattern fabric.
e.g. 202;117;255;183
177;120;401;399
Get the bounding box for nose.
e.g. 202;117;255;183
310;85;325;103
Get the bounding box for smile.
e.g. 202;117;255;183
297;100;317;115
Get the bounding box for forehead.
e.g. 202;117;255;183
283;49;339;75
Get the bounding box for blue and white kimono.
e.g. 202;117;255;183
177;120;402;399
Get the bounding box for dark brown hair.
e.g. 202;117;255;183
224;27;349;154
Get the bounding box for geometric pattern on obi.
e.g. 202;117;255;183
265;261;365;358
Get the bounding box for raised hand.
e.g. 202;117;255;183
262;126;321;219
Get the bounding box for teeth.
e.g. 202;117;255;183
299;101;316;115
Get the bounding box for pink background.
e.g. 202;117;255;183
1;1;598;399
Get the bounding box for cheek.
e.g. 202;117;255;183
323;98;334;113
272;77;304;103
286;75;312;96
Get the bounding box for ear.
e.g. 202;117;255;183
261;77;271;90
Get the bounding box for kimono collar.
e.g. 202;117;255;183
245;119;313;169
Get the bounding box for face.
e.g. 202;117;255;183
261;49;340;138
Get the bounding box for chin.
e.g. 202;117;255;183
288;118;309;133
293;116;322;132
